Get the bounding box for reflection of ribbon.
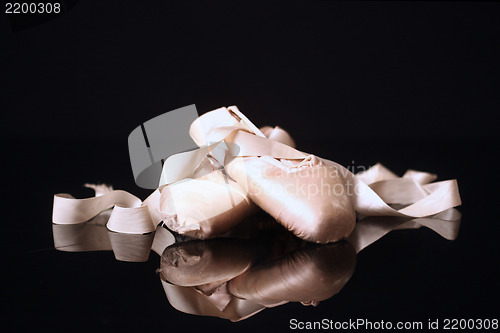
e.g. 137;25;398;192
53;210;156;262
52;106;461;235
348;208;462;253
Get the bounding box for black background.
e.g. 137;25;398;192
2;1;499;332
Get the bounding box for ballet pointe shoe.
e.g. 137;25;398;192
159;121;299;239
225;154;356;243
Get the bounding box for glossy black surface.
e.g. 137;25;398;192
3;138;499;332
3;1;499;332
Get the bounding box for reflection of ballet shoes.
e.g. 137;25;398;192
158;237;267;321
158;239;355;321
158;207;461;320
160;279;266;322
159;238;256;293
227;241;356;307
159;226;307;293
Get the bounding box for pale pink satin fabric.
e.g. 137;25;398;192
225;156;356;243
52;106;461;236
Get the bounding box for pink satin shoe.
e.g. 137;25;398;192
159;122;299;240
